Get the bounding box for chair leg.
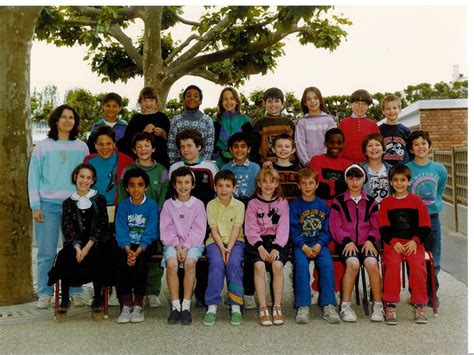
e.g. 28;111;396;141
361;266;369;316
427;251;438;317
401;261;406;289
54;280;60;318
103;286;109;319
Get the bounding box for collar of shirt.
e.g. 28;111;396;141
231;159;250;167
171;196;196;208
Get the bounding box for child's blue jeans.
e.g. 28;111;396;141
34;201;83;297
293;241;336;308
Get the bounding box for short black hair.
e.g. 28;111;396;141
183;85;203;101
93;125;116;143
47;104;80;141
228;132;250;149
388;164;412;181
407;130;432;151
102;92;123;107
324;127;344;143
71;163;96;185
123;168;150;188
214;169;236;187
132;131;155;148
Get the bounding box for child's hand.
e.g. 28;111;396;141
302;245;315;259
362;240;377;257
127;251;136;267
393;242;404;255
75;246;82;263
404;240;417;256
268;249;280;263
34;209;44;223
143;123;155;133
257;245;270;262
342;242;358;257
262;161;273;169
153;127;167;137
223;249;230;265
312;244;322;257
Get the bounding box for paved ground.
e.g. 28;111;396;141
1;227;468;354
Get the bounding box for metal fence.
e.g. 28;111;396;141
432;148;468;207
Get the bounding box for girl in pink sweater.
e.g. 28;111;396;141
160;166;207;325
244;167;289;326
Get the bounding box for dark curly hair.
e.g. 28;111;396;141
47;104;80;141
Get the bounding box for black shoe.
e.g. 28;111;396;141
167;309;181;324
194;300;206;308
181;310;192;325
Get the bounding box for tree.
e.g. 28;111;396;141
35;6;351;109
0;6;42;305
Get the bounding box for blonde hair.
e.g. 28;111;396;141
255;167;284;199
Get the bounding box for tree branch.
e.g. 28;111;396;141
164;34;200;65
168;8;201;26
172;12;234;66
109;23;143;69
169;24;301;77
69;6;143;21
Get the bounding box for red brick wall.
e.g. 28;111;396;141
419;108;467;150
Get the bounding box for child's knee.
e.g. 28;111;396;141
363;258;379;272
254;262;265;275
272;261;284;274
345;258;360;274
166;258;178;271
184;258;196;271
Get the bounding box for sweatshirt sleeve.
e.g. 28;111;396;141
90;195;110;243
367;200;381;244
329;200;350;245
159;201;178;247
201;115;215;161
317;204;331;248
273;199;290;249
183;200;207;248
289;200;304;248
414;195;432;245
244;199;263;246
61;199;80;246
138;201;159;250
28;144;42;211
378;198;393;244
295;120;309;167
115;201;130;250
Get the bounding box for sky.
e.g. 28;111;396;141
30;5;469;111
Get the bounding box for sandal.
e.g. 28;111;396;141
258;305;272;326
272;304;284;325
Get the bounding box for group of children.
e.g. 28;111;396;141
29;83;447;328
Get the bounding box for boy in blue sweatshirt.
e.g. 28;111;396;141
290;168;340;324
115;168;159;324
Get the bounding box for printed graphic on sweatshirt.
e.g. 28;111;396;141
383;137;406;162
235;173;250;197
367;172;390;202
299;209;325;238
411;174;438;206
127;213;147;244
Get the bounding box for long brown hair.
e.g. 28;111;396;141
216;87;241;117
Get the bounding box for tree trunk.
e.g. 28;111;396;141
0;6;42;305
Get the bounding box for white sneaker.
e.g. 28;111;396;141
295;306;310;324
36;296;51;309
311;291;319;305
108;288;120;306
244;295;257;309
130;306;145;323
117;306;132;324
371;302;384;322
71;294;87;307
147;295;161;308
322;304;341;324
340;304;357;323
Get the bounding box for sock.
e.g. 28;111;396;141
374;301;383;306
231;305;241;314
182;299;191;311
341;301;351;309
207;304;217;314
387;302;396;309
171;299;181;312
134;294;144;307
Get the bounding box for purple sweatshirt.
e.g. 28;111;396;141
295;113;337;166
159;196;206;249
244;196;289;249
329;191;380;246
